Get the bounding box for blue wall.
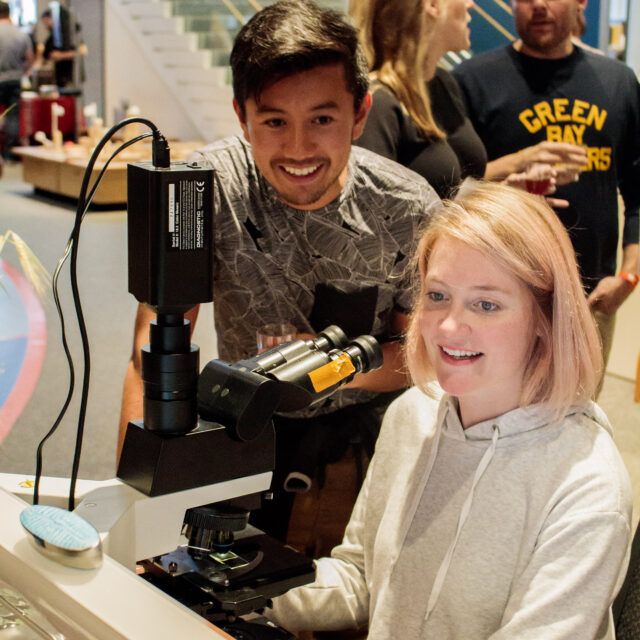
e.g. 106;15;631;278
582;0;601;49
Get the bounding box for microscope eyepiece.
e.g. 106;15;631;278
198;327;384;439
343;335;384;372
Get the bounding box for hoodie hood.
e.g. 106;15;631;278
439;394;614;442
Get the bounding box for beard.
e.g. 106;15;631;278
276;179;339;208
521;30;569;55
515;12;573;57
269;159;344;209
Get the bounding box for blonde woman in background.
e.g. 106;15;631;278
267;180;631;639
351;0;587;199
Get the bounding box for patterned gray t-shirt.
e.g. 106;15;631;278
190;136;440;414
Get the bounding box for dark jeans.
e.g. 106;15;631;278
0;80;22;158
249;390;403;542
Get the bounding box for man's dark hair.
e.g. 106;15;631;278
0;3;11;19
41;8;52;19
231;0;369;116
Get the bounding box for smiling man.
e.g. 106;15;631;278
120;0;439;549
233;64;363;210
453;0;640;390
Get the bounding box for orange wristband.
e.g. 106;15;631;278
618;271;639;291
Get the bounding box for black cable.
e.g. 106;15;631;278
83;133;154;215
33;241;75;504
30;118;166;509
33;132;154;505
68;120;165;510
68;120;170;510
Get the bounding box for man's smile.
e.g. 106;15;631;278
281;164;322;177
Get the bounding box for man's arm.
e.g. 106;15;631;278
590;77;640;316
117;303;200;463
48;43;88;61
344;310;411;392
485;141;587;184
587;242;639;315
452;64;587;185
47;49;77;62
23;45;34;76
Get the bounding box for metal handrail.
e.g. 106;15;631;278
490;0;513;16
219;0;246;24
473;3;516;42
246;0;263;12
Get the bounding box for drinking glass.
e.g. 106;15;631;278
256;322;296;352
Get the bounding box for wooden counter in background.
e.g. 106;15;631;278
13;142;203;206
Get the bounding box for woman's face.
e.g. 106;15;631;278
419;236;536;427
435;0;475;53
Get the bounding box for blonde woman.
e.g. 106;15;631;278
353;0;485;198
268;181;631;638
352;0;587;199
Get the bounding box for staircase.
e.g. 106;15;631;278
105;0;348;143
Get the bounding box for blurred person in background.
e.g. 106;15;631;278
571;3;602;54
0;0;33;160
39;5;86;89
454;0;640;390
351;0;586;199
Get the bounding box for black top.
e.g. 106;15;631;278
454;45;640;291
43;35;73;87
355;67;487;199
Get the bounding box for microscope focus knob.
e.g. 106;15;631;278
184;505;250;556
184;505;250;532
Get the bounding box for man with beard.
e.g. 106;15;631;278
119;0;439;552
454;0;640;383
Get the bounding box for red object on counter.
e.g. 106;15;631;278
19;95;79;142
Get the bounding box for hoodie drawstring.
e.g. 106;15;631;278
423;423;500;624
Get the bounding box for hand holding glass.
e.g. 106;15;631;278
525;163;554;195
256;322;297;352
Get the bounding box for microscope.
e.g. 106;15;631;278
109;158;383;635
0;134;382;639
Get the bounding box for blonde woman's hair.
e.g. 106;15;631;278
349;0;445;139
405;180;603;415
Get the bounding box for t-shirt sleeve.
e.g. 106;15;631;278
435;68;467;120
393;181;441;313
431;68;488;180
451;64;474;119
355;88;403;162
266;455;374;633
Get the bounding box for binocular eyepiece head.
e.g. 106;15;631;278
197;326;384;442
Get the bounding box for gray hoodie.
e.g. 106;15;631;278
269;386;632;639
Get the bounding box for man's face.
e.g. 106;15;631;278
512;0;586;59
234;63;370;210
